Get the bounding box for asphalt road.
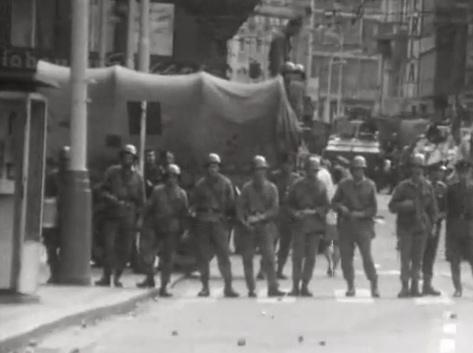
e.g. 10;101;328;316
36;195;473;353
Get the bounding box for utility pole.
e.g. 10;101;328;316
98;0;108;67
126;0;136;69
138;0;150;174
306;0;315;79
57;0;92;285
336;32;344;117
324;56;333;123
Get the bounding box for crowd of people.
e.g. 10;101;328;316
43;143;473;300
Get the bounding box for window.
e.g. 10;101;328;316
127;101;162;135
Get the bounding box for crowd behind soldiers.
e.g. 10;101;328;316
43;142;473;299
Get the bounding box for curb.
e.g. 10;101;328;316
0;274;187;353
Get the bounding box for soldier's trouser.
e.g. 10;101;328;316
159;232;179;287
43;227;60;280
195;220;233;288
103;214;136;278
422;222;441;284
277;214;293;272
241;223;278;292
292;230;322;287
339;230;377;284
399;232;428;282
139;224;159;276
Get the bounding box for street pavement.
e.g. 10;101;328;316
33;195;473;353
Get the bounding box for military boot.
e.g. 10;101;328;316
370;279;380;298
452;272;462;298
422;279;441;296
398;281;410;298
137;275;156;289
345;281;356;297
300;283;313;297
410;280;422;297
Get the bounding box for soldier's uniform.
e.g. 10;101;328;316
446;161;473;297
270;168;299;277
332;175;379;296
389;174;437;297
287;174;329;296
193;170;236;296
98;159;145;286
238;178;281;297
138;166;188;294
422;165;447;295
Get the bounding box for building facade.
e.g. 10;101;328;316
379;0;470;118
311;0;383;122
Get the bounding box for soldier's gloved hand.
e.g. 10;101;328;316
247;215;259;224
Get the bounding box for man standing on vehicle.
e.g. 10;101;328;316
389;154;438;298
96;145;145;287
287;156;329;296
238;155;285;298
192;153;239;298
421;162;447;296
137;164;188;296
332;155;380;298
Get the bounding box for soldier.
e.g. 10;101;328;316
445;160;473;297
237;155;285;297
332;156;379;298
269;153;299;279
96;145;145;287
42;146;70;283
287;156;330;296
422;163;447;296
389;154;438;298
192;153;239;298
137;164;188;296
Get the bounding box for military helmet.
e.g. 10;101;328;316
166;163;181;176
410;153;425;167
59;145;71;160
351;155;367;169
294;64;305;74
121;144;138;157
281;61;296;74
206;153;222;165
253;155;269;169
305;155;321;170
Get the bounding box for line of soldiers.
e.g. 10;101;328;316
92;143;473;299
389;154;473;298
94;144;380;298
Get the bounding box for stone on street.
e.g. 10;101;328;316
34;196;473;353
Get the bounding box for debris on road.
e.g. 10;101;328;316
171;330;179;336
298;335;304;343
319;340;326;346
80;320;87;329
450;313;457;320
260;310;267;316
237;338;246;346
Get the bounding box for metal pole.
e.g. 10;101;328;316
98;0;108;67
58;0;92;285
306;0;315;78
126;0;136;69
138;0;150;175
324;56;333;123
336;33;344;117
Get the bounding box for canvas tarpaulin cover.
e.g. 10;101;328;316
35;61;300;172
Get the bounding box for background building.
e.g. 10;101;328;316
312;0;383;122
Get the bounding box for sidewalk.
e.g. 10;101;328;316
0;269;182;353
